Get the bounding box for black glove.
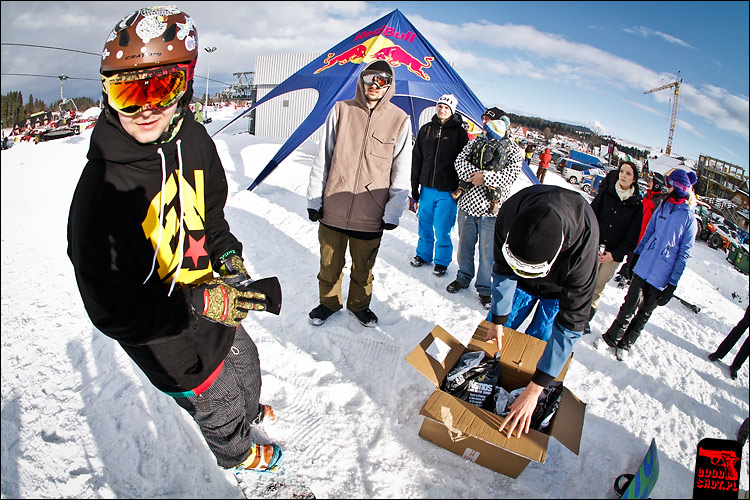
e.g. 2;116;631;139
381;221;398;230
657;283;677;306
307;208;322;222
630;252;640;270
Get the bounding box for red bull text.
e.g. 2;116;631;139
354;25;416;43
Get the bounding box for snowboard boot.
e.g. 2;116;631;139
707;351;721;362
583;307;596;335
349;308;378;327
433;264;447;276
252;404;277;426
479;294;491;310
446;280;467;294
234;442;283;473
308;304;337;326
410;256;427;267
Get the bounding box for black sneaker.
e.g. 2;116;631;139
479;294;491;310
308;304;337;326
446;280;467;294
410;256;427;267
707;352;721;362
349;308;378;327
433;264;447;276
583;322;591;335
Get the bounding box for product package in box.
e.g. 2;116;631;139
405;320;586;478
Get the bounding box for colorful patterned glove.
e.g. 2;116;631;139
219;253;249;279
191;277;267;327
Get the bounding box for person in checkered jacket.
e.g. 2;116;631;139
446;116;523;309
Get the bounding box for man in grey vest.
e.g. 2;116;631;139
306;60;412;327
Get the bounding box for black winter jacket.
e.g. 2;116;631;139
67;108;241;393
590;171;643;262
411;113;469;200
493;185;599;331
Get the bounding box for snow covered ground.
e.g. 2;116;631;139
2;106;748;499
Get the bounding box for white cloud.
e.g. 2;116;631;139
623;26;693;48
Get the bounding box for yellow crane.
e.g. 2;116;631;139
644;70;682;155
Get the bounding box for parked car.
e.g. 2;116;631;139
561;159;600;184
709;223;738;251
581;169;607;195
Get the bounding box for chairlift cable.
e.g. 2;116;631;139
1;42;99;57
1;73;99;81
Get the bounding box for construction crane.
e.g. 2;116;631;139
644;70;682;155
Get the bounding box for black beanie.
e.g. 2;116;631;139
507;205;563;264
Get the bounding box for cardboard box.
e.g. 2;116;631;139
405;321;586;478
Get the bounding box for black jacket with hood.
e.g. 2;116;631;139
411;112;469;200
493;185;599;331
67;107;241;393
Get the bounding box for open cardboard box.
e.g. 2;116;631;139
405;320;586;478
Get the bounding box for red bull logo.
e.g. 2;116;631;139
313;36;434;80
370;46;434;80
314;44;368;74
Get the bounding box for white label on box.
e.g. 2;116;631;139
462;448;480;463
425;337;451;364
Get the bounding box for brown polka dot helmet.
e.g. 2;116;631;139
100;6;198;79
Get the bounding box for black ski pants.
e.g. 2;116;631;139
712;305;750;372
603;274;661;350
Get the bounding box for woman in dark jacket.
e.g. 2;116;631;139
585;161;643;334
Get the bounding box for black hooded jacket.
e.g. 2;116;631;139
411;113;469;200
67;108;241;393
493;185;599;331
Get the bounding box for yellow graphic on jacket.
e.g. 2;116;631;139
141;169;213;285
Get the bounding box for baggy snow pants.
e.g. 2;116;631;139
173;325;263;469
317;223;382;312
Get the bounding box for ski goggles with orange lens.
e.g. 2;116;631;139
102;63;190;116
361;71;392;88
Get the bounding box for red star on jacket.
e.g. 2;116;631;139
184;235;208;268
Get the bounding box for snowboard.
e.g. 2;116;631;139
234;469;315;499
674;295;700;314
614;438;659;499
232;423;316;499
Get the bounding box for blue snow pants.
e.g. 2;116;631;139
506;287;560;341
415;186;458;267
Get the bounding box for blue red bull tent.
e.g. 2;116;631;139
213;9;538;191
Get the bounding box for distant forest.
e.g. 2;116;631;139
507;112;651;160
1;92;99;127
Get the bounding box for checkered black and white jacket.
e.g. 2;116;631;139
454;136;523;217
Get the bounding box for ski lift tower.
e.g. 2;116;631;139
57;75;78;113
643;71;682;155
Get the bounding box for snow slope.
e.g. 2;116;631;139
1;106;748;499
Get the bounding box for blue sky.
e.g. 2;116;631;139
2;1;748;171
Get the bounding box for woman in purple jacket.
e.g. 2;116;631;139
595;168;698;361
